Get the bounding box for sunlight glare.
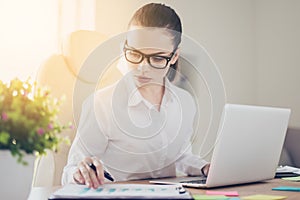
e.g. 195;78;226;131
0;0;58;83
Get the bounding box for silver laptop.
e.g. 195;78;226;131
150;104;291;188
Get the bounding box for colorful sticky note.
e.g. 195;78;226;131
193;195;229;200
282;176;300;181
272;186;300;192
206;190;239;197
242;194;287;200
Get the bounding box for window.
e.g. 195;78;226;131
0;0;95;83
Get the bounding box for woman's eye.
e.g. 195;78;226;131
151;56;165;63
127;51;142;59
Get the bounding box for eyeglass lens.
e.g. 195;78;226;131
124;49;171;69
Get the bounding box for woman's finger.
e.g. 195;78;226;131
92;158;105;184
73;168;85;184
78;161;93;188
85;161;100;188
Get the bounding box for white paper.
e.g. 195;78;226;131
50;183;191;199
277;165;300;174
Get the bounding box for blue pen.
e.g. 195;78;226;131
88;163;115;182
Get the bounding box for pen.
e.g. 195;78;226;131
88;163;115;182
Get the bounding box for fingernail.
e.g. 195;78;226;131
87;182;91;187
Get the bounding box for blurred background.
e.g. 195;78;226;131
0;0;299;128
1;1;300;186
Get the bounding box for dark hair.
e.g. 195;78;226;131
128;3;182;81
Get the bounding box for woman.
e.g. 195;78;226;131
62;3;210;189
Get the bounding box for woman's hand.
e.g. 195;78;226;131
73;157;105;189
201;163;210;177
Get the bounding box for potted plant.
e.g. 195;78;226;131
0;78;70;199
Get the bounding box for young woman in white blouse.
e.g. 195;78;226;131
62;3;210;189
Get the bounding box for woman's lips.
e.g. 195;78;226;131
135;76;152;83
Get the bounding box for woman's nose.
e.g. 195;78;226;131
137;59;150;71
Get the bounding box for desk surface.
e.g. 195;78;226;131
28;178;300;200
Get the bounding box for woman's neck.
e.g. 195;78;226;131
138;83;165;111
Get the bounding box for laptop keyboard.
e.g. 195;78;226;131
180;178;207;184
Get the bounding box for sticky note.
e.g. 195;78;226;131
242;194;287;200
272;186;300;192
282;176;300;181
193;194;229;200
206;190;239;197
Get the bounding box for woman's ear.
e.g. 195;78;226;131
170;48;180;65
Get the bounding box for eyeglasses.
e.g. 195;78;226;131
123;41;175;69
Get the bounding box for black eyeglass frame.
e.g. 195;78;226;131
123;41;176;69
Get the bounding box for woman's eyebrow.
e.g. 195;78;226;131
127;47;172;56
144;50;172;56
149;51;171;56
125;42;172;55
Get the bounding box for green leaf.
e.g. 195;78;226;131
0;132;10;145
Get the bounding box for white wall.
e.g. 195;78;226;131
255;0;300;128
95;0;300;128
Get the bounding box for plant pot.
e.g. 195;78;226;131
0;150;35;199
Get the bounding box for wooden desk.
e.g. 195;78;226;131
28;178;300;200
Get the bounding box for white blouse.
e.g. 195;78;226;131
62;74;208;184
